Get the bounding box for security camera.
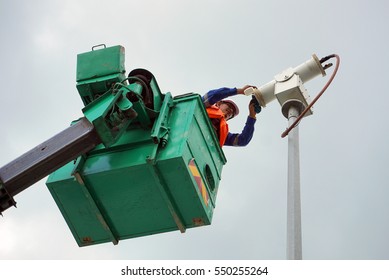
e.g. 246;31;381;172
245;54;327;116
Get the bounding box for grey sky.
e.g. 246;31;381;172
1;0;388;260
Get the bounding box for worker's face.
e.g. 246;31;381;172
216;102;234;120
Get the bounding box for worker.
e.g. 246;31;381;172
202;85;261;147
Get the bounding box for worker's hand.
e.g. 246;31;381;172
237;85;256;95
249;96;261;119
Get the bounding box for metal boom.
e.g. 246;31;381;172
0;117;101;213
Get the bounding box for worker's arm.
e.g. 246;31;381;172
224;117;256;146
202;87;238;107
224;100;258;146
202;85;254;107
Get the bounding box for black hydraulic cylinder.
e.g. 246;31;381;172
0;117;101;214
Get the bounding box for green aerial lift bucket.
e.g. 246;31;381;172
46;45;227;246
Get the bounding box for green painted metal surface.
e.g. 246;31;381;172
46;44;226;247
76;45;126;105
46;94;227;246
81;86;136;147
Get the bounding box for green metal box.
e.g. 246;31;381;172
46;94;226;246
76;45;125;82
76;45;126;105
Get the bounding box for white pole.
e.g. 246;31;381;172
286;105;302;260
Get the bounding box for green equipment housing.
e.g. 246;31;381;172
45;45;227;246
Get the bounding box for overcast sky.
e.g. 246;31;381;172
1;0;388;260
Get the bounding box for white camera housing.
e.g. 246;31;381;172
246;54;326;117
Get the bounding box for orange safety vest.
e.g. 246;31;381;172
206;105;229;146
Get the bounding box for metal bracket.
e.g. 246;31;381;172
146;158;186;234
82;88;136;147
71;156;87;185
150;92;174;145
71;158;119;246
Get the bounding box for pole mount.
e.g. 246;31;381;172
281;99;305;119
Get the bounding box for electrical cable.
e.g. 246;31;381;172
281;54;340;138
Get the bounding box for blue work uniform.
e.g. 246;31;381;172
202;87;256;146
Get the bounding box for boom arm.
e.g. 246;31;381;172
0;118;101;213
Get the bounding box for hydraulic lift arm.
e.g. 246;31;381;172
0;117;101;213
